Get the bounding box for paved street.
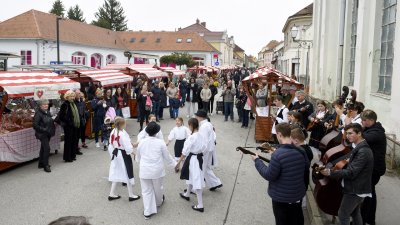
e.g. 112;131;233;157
0;94;281;225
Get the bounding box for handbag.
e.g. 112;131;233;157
145;96;152;111
121;107;131;118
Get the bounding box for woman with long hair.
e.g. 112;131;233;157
113;86;128;117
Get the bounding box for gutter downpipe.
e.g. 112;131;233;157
336;0;347;97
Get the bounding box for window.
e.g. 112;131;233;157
176;38;182;43
379;0;397;94
156;38;161;43
186;38;192;43
199;33;204;37
130;38;136;43
349;0;358;86
140;38;145;42
20;50;32;65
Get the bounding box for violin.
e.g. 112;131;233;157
236;147;270;163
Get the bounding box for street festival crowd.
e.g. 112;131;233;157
31;68;386;225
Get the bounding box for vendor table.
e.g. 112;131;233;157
0;125;61;170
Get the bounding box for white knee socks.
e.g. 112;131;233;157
110;182;118;197
195;189;203;208
185;184;193;197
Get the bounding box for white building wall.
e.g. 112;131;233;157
0;39;126;69
312;0;400;138
131;50;214;67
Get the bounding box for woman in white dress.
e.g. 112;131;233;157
176;118;206;212
107;117;140;202
137;122;176;219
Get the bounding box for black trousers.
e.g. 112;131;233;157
361;173;381;225
208;96;215;113
272;200;304;225
80;123;86;144
140;110;150;130
39;136;50;166
63;126;79;161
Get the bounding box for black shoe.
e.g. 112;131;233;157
250;117;255;120
183;189;196;195
156;120;160;122
72;158;76;161
104;146;107;151
192;205;204;212
144;213;155;220
108;195;121;201
38;164;44;169
76;151;83;155
122;182;127;186
159;118;164;120
65;160;73;163
129;195;141;201
241;125;244;128
209;184;223;191
179;193;190;201
44;166;51;173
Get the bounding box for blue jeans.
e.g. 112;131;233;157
180;93;186;106
224;102;234;120
237;107;243;122
169;99;174;118
242;109;249;127
172;108;179;118
115;108;122;117
152;101;160;120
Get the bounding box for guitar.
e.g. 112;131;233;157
236;147;270;163
292;104;310;113
307;118;320;131
256;142;276;153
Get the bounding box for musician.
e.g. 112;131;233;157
252;123;309;225
271;96;289;144
308;100;331;149
344;101;364;126
324;99;346;131
321;123;374;225
288;111;308;139
290;90;314;128
360;110;386;225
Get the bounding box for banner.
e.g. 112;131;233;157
34;87;60;100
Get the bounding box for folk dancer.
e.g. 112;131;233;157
176;118;206;212
195;110;223;191
136;122;176;219
107;117;140;202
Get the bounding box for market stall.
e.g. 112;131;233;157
0;71;80;170
71;70;134;134
242;67;302;142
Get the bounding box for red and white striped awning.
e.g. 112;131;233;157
76;70;133;87
128;64;167;79
0;71;80;97
103;64;131;70
159;67;186;76
242;67;301;85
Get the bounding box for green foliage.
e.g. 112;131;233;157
67;5;85;22
49;0;65;17
161;53;196;68
92;0;128;31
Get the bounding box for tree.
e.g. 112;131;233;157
49;0;65;17
161;53;196;69
67;5;85;22
92;0;128;31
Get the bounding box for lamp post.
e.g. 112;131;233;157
56;17;63;65
291;25;313;93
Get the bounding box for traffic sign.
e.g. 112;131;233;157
214;61;220;66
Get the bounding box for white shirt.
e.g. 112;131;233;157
182;132;205;156
199;120;215;152
272;106;289;134
108;129;133;155
137;127;163;142
136;137;176;179
168;126;191;141
351;114;362;125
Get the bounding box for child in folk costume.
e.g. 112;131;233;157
166;117;191;162
136;122;176;219
107;117;140;202
133;114;163;148
102;117;114;151
176;118;206;213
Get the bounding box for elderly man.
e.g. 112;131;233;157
290;90;313;128
221;81;236;122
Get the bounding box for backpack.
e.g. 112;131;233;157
145;96;152;111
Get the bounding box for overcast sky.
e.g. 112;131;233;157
0;0;313;56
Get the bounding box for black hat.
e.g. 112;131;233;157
195;110;207;118
145;122;160;136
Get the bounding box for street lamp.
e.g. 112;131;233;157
290;25;313;93
56;17;63;65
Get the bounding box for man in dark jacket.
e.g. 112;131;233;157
360;110;386;225
151;82;161;122
321;123;374;225
33;99;55;172
290;90;314;128
252;123;309;225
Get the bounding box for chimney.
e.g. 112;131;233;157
196;18;200;24
201;22;206;27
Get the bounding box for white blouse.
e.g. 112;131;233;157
137;127;163;142
168;126;191;141
182;132;205;156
